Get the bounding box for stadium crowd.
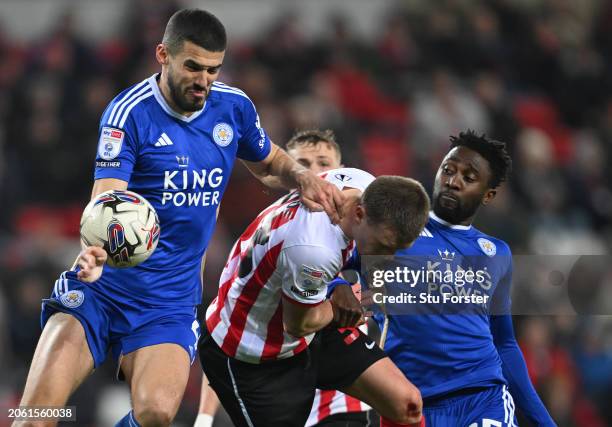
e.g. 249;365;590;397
0;0;611;426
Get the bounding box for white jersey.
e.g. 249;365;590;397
205;168;375;363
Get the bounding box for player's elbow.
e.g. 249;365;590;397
283;319;314;337
386;385;423;425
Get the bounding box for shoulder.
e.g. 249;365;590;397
209;81;254;107
472;228;512;260
284;210;345;256
101;76;156;129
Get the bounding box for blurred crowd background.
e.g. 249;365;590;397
0;0;611;426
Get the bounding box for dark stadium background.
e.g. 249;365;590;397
0;0;611;426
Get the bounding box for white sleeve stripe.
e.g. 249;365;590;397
107;80;149;126
111;85;152;127
212;82;247;95
117;90;154;128
108;85;151;126
210;86;250;100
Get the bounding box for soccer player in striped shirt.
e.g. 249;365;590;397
15;9;343;427
195;130;375;427
200;167;430;427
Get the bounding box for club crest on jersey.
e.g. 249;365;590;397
477;238;497;257
98;127;124;160
299;265;326;289
213;123;234;147
60;290;85;308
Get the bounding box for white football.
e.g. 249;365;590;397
80;190;160;268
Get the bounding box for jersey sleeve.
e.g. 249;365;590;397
236;98;271;162
279;244;340;306
489;247;512;316
93;110;139;182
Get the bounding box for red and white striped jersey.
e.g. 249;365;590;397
306;323;371;426
206;168;375;363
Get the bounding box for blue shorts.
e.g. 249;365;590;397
41;270;200;370
423;385;518;427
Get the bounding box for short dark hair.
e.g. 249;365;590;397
163;9;227;55
286;129;342;163
362;176;430;247
449;130;512;189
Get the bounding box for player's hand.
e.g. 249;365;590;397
296;170;344;224
76;246;107;282
330;282;364;327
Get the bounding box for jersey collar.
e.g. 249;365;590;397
429;211;473;231
148;74;205;123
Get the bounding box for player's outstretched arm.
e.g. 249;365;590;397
490;315;557;426
242;143;344;223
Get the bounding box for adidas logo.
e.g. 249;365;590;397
419;227;433;238
154;132;173;147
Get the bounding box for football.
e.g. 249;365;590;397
80;190;160;268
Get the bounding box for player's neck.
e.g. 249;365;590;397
157;73;195;117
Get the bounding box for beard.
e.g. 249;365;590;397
432;189;481;225
167;67;206;112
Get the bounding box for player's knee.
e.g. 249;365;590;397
387;386;423;424
134;404;173;427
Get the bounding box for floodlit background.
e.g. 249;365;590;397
0;0;611;426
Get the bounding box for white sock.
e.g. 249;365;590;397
193;413;214;427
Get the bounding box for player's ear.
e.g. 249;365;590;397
482;189;497;206
156;44;169;66
354;203;366;223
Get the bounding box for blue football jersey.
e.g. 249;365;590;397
374;212;513;399
92;75;271;306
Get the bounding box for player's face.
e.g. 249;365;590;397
288;142;341;174
432;146;496;225
160;41;224;114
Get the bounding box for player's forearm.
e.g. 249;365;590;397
283;300;334;337
261;145;309;190
90;178;128;199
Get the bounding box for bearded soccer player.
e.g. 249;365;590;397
364;131;556;426
195;130;375;427
14;9;343;427
200;169;430;427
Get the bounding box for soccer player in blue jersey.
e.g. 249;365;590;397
367;131;556;426
14;9;343;427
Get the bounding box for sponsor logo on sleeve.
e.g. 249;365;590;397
291;286;319;298
96;160;121;168
98;127;124;160
299;266;326;290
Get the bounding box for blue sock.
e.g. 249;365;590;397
115;410;141;427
